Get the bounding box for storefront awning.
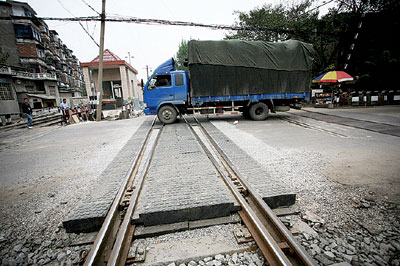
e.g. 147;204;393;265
27;93;56;100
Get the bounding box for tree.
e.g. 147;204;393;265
335;0;400;14
174;40;188;71
226;0;319;42
225;1;338;75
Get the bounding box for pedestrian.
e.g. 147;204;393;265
22;98;33;129
77;105;83;121
60;99;70;125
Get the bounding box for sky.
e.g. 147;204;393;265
17;0;336;81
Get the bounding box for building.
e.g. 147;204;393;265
0;0;85;122
80;49;142;110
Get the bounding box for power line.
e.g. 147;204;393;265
307;0;336;13
55;0;99;47
35;15;300;34
81;0;100;15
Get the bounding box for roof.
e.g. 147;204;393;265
90;49;121;62
80;49;138;74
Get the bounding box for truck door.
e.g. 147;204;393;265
145;74;174;112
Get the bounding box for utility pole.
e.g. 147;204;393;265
125;52;134;65
96;0;106;122
144;65;152;80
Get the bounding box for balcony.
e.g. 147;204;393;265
14;71;56;81
0;67;14;75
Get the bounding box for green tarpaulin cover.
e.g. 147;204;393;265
188;39;314;97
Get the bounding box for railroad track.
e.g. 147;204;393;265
84;117;163;266
83;115;316;266
278;116;348;138
184;116;316;266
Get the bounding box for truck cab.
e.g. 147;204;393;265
143;59;188;123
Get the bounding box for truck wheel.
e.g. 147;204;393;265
249;102;269;121
158;105;177;124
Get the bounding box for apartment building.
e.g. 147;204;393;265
0;0;85;121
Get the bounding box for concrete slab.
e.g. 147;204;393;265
133;122;239;226
137;235;255;266
189;215;241;229
62;118;153;233
134;222;189;238
199;119;296;208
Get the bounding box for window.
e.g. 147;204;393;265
37;48;44;58
0;83;13;100
175;73;184;86
14;24;32;38
25;85;35;92
49;86;56;96
148;75;171;89
23;7;32;17
13;24;41;42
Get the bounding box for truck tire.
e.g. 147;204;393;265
249;102;269;121
158;105;177;124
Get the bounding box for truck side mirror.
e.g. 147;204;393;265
183;58;188;67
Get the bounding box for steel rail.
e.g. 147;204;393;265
183;117;291;265
84;117;157;266
191;116;316;266
107;125;164;266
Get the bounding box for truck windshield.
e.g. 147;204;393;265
149;75;171;89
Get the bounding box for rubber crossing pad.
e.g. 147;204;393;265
132;122;239;226
62;118;153;233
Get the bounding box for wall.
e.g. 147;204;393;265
81;67;92;96
92;67;121;96
17;43;38;58
119;65;130;101
127;68;142;101
0;4;22;67
0;76;20;120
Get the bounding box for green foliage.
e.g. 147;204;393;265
174;40;188;71
226;0;319;42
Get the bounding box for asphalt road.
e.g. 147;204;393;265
209;106;400;204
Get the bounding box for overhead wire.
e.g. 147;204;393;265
80;0;100;15
55;0;99;47
36;15;300;35
306;0;336;13
0;1;339;37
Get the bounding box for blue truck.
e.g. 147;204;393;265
143;39;314;124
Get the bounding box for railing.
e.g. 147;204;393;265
11;71;57;81
0;67;13;75
1;67;57;80
32;107;59;116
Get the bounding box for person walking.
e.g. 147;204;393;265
22;98;33;129
60;99;70;125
